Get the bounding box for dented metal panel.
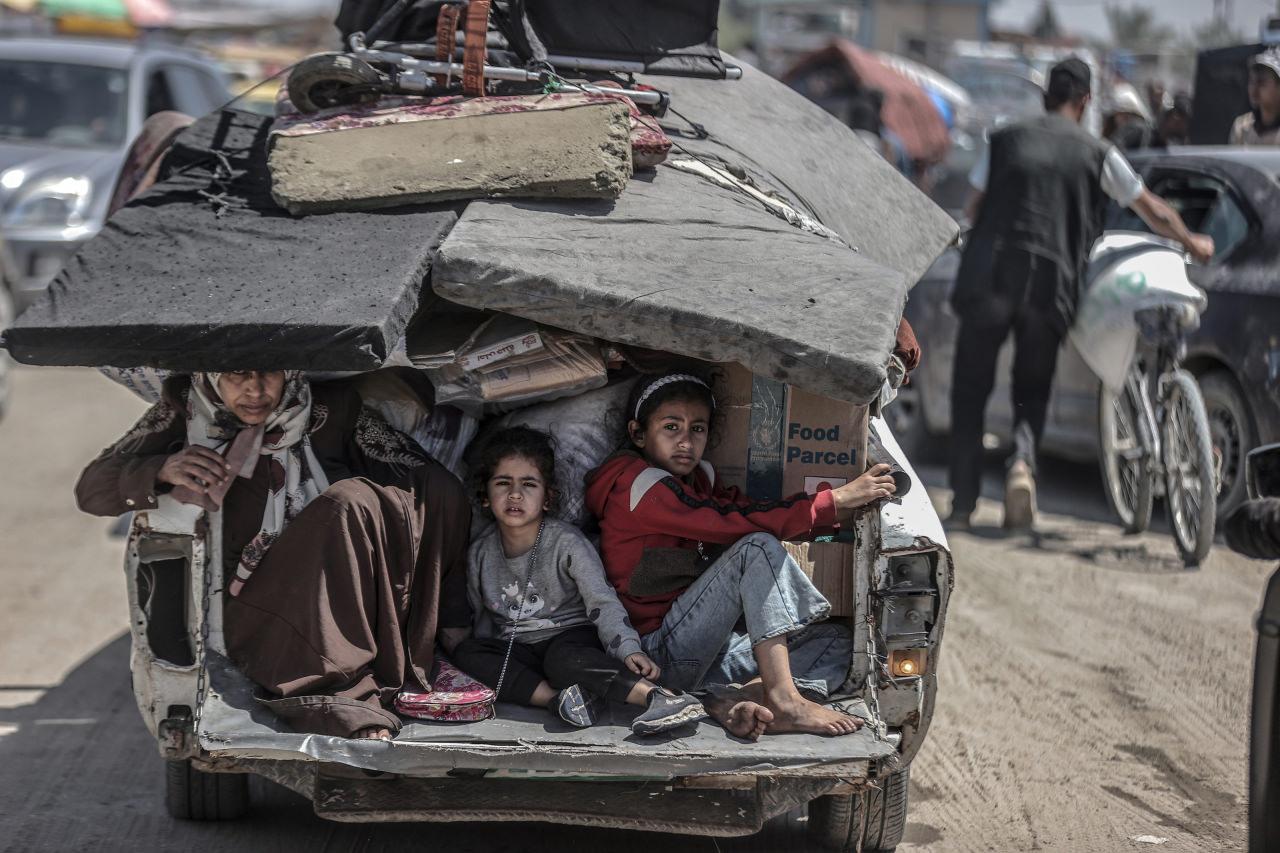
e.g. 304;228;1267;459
871;416;949;553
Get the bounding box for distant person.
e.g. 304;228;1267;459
1145;79;1170;120
1230;48;1280;145
1153;94;1192;147
1102;83;1155;151
845;87;885;152
948;58;1214;531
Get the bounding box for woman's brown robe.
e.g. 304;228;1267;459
75;377;471;737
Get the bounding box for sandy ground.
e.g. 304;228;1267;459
0;366;1268;852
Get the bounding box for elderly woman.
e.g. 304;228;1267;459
76;370;471;741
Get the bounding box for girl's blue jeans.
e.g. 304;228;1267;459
640;532;853;697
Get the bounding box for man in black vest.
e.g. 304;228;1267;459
946;58;1213;530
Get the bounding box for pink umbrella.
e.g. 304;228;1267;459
125;0;172;27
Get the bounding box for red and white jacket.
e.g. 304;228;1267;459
584;451;837;635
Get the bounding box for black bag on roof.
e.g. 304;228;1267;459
334;0;726;78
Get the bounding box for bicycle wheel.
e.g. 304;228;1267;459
1098;371;1153;534
1162;370;1217;567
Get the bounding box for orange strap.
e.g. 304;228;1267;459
433;4;460;87
462;0;490;97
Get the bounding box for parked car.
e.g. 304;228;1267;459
899;147;1280;518
0;36;229;311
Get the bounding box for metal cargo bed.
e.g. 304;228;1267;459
196;650;896;779
121;417;947;836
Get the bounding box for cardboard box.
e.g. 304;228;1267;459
783;541;854;617
705;363;869;499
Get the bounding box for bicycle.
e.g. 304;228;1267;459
1098;304;1218;566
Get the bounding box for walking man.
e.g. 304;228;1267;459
947;58;1213;530
1229;48;1280;146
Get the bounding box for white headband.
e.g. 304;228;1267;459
634;374;712;420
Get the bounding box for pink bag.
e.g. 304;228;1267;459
395;656;495;723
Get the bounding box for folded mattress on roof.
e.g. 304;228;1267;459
3;109;457;373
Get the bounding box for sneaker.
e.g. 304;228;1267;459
1003;459;1037;530
942;510;972;531
631;688;708;736
555;684;605;728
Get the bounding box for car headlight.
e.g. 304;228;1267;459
3;176;92;229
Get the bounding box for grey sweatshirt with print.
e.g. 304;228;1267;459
467;518;643;660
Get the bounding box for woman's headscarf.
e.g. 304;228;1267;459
181;371;329;596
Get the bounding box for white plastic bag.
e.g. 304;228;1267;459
99;366;169;403
489;377;640;527
1071;232;1207;393
353;369;477;480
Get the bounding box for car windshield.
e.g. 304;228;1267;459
0;58;129;149
947;63;1042;117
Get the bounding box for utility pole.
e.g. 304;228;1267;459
1212;0;1233;27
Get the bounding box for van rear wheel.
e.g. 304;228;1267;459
807;766;910;852
165;759;249;820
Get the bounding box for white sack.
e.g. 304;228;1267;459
1071;232;1206;393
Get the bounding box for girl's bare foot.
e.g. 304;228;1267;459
763;693;863;737
704;688;774;741
352;725;392;741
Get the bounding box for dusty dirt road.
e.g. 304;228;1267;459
0;367;1267;852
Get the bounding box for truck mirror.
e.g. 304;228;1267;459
1246;443;1280;500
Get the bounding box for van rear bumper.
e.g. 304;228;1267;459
311;773;857;834
194;756;876;835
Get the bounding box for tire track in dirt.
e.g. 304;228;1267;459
900;495;1258;852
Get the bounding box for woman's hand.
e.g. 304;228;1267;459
831;463;897;520
625;652;661;681
157;446;231;494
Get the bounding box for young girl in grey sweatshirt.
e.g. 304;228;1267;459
451;427;706;735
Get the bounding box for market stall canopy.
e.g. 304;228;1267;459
875;51;972;115
784;39;952;167
3;0;174;27
3;109;457;371
433;61;958;404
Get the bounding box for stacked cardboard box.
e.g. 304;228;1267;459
704;363;868;617
782;541;855;617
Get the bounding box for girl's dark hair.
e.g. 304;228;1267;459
472;426;559;512
627;373;717;435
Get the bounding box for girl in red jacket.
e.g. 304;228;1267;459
584;373;896;740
